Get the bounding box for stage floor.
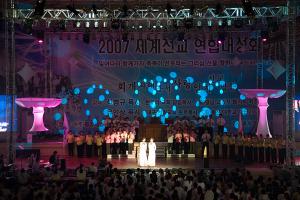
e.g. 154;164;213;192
16;156;273;175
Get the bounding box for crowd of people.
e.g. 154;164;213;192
1;154;300;200
166;115;287;164
65;116;139;158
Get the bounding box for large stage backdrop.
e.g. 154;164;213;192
9;29;289;135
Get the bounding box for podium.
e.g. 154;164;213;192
139;124;167;142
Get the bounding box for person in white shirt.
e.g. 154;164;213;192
167;130;174;154
201;130;211;158
127;130;135;154
147;138;156;167
216;114;226;135
138;138;148;167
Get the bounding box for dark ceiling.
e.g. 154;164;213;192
17;0;288;9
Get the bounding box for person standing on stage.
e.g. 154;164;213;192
175;129;183;154
258;134;265;163
236;133;244;160
252;135;258;162
76;132;84;157
105;130;111;155
139;138;148;167
148;138;156;167
206;115;215;138
216;114;226;135
213;133;221;159
128;129;135;154
278;136;286;164
228;133;236;159
201;130;211;158
66;130;75;156
183;128;190;154
86;133;93;157
132;117;140;141
271;137;277;164
221;133;229;159
94;132;103;158
104;117;111;133
80;132;86;157
110;130;116;154
198;116;205;140
167;128;174;154
189;129;197;154
115;130;121;154
244;135;251;162
265;135;271;163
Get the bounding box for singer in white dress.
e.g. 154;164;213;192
147;138;156;167
139;138;148;167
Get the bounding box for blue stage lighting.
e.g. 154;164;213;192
134;89;139;95
99;95;105;102
150;101;156;109
99;124;105;132
156;76;163;82
105;90;110;95
142;110;147;118
195;101;200;107
169;72;177;78
54;112;62;121
92;118;98;125
219;80;225;86
86;87;94;94
240;94;246;100
172;105;177;112
74;88;80;95
136;100;140;106
160;97;165;103
208;85;214;91
241;108;247;116
186;77;194;83
85;109;91;116
61;97;68;105
234;121;239;129
176;95;180;100
103;109;109;116
220;100;225;105
174;85;179;90
98;84;103;89
219;89;224;94
84;98;88;104
231;83;238;90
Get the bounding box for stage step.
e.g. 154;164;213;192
166;154;195;158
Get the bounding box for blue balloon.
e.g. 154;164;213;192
209;80;213;84
108;112;113;118
92;84;96;89
234;121;239;129
85;109;91;116
215;82;219;87
105;90;110;95
172;105;177;112
74;88;80;95
92;118;98;125
201;107;212;116
137;82;141;86
160;116;166;124
219;89;224;94
240;94;246;100
84;98;88;104
165;113;169;119
170;80;174;84
142;110;147;118
150;101;156;109
143;78;147;83
98;84;103;89
99;124;105;132
220;100;225;105
219;80;225;86
241;108;248;116
103;109;109;116
208;85;214;91
54;112;62;121
98;95;105;102
61;98;68;105
176;95;180;100
195;101;200;107
160;97;165;103
136;100;140;106
202;82;207;87
134;89;139;95
156;76;163;82
174;85;179;90
186;77;194;84
86;87;94;94
169;72;177;78
163;78;167;83
231;83;238;90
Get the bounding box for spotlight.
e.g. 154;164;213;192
67;5;79;16
215;3;224;16
75;21;81;28
36;30;44;44
207;20;213;27
94;21;99;28
166;3;172;16
227;19;232;26
177;32;185;41
217;32;226;44
85;21;90;28
33;0;45;17
196;20;202;27
242;0;255;17
261;30;269;42
83;32;90;44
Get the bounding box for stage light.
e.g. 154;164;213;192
61;98;68;105
186;77;194;83
174;85;179;90
54;113;62;121
220;100;225;105
103;21;108;28
195;101;200;107
207;20;213;27
85;21;90;28
36;30;44;44
98;95;105;102
92;118;98;125
134;90;139;95
218;20;223;26
94;21;99;28
172;105;177;112
83;32;90;44
74;88;80;95
261;30;269;42
242;0;255;17
176;95;180;100
67;5;79;16
231;83;238;90
197;20;202;27
156;76;163;82
240;94;246;100
33;0;45;17
241;108;248;116
217;32;226;44
86;87;94;94
169;72;177;78
227;19;232;26
85;109;91;116
75;21;81;28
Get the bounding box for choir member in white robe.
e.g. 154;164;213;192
139;138;148;167
147;138;156;167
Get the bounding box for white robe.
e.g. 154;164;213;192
139;142;148;167
148;142;156;167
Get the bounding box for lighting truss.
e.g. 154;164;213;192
16;6;288;21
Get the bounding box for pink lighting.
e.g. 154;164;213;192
262;38;267;42
217;40;222;44
239;89;285;138
15;98;62;132
38;39;44;44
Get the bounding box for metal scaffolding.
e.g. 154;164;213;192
5;0;16;164
15;6;288;21
285;0;296;166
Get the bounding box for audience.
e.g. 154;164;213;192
0;160;299;200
